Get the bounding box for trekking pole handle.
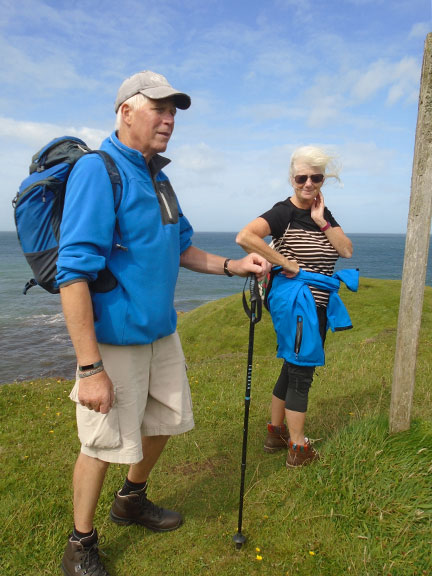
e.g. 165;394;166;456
242;274;262;324
250;274;259;302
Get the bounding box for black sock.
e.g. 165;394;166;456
119;477;147;495
72;527;97;544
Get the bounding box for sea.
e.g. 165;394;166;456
1;231;431;384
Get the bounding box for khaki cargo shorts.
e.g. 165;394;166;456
69;331;194;464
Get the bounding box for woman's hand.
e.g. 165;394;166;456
281;265;299;279
310;190;326;229
310;191;353;258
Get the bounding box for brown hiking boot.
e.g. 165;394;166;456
264;422;289;453
61;531;110;576
286;438;319;468
109;486;182;532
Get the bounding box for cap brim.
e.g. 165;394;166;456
139;87;191;110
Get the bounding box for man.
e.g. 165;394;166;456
57;70;269;576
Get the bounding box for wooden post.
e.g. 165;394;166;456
390;33;432;433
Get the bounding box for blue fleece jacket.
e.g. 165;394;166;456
267;268;359;366
56;132;193;345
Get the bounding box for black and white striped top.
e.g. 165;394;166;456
261;197;340;307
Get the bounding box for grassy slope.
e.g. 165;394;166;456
0;278;431;576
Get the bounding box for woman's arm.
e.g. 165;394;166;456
320;226;353;258
236;217;299;276
311;191;353;258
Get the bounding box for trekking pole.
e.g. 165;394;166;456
233;274;262;550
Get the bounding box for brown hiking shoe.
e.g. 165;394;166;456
286;438;319;468
61;531;110;576
264;422;289;453
109;486;182;532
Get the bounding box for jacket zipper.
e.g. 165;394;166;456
149;167;174;223
159;190;173;221
295;315;303;358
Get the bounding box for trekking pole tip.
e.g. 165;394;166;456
233;532;247;549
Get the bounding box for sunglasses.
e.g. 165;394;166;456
294;174;324;184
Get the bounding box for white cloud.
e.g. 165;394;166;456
0;117;106;150
0;36;100;103
273;0;314;22
300;56;421;120
237;102;303;122
349;56;420;107
337;141;398;174
408;21;430;38
306;94;344;128
175;142;224;174
351;59;391;101
387;57;421;105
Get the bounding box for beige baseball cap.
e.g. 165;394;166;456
115;70;191;112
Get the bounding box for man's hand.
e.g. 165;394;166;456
78;370;115;414
60;281;114;413
227;252;271;281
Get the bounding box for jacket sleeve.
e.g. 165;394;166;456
178;200;194;254
56;154;117;287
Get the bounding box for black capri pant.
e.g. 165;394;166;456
273;306;327;413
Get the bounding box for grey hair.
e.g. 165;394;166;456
114;93;150;130
290;145;341;182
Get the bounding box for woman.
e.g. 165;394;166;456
236;145;353;467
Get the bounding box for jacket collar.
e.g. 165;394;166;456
109;131;171;177
149;153;171;177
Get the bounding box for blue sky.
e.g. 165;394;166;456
1;0;430;233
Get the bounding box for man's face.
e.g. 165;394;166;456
127;97;177;160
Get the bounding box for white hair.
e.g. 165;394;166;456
114;93;150;130
290;145;341;182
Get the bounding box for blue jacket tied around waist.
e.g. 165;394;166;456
267;268;359;367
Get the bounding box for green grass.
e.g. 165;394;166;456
1;278;431;575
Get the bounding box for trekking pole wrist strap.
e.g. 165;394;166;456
242;275;262;323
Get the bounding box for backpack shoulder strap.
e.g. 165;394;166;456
92;150;123;211
91;150;126;250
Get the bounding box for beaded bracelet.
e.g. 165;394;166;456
223;258;234;277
